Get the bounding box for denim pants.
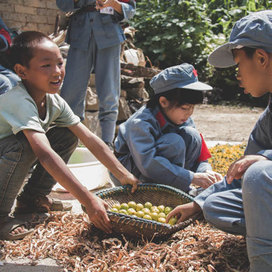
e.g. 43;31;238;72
0;127;78;217
61;37;121;144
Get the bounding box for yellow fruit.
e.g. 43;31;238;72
120;203;129;210
119;209;128;215
158;217;166;223
168;217;177;225
150;206;160;213
143;214;152;220
164;206;173;215
158;212;166;218
136;203;144;211
151;212;159;221
144;202;153;209
136;210;144;218
127;208;136;215
110;208;119;213
158;205;165;212
142;208;151;215
112;203;121;210
128;201;137;209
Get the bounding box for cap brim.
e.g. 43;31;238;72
182;81;213;91
208;43;237;68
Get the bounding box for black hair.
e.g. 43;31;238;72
146;88;204;109
9;31;53;69
242;47;257;58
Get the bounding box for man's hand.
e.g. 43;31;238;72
85;194;112;233
118;173;141;193
226;154;268;184
192;171;220;189
96;0;123;13
166;202;201;224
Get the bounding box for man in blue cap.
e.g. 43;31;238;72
113;63;222;193
166;10;272;272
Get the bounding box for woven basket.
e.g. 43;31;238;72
96;183;196;240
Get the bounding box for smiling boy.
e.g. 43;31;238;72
167;10;272;272
0;31;139;240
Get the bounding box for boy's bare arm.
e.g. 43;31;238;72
69;122;140;192
23;129;111;233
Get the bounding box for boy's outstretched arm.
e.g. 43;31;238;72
69;123;141;193
23;129;112;233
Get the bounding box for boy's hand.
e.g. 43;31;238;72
192;172;219;189
118;173;141;193
166;202;201;224
85;195;112;233
226;154;268;184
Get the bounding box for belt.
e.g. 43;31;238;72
80;5;97;12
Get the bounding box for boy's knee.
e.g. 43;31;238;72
156;133;185;156
180;126;201;146
243;160;272;195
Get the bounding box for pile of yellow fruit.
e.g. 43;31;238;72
109;201;177;225
208;143;246;176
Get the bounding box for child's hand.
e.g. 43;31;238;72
119;173;141;193
85;195;112;233
166;202;201;224
226;154;268;184
192;172;219;189
205;170;222;182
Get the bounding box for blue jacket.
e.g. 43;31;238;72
56;0;136;50
115;105;212;191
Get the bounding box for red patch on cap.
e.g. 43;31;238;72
193;69;198;77
155;111;166;128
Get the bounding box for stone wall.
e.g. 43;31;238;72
0;0;65;35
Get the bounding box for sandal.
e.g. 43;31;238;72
0;217;34;240
14;195;72;214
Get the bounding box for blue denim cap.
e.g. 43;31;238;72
150;63;212;95
209;10;272;68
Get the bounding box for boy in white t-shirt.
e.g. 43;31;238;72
0;31;139;240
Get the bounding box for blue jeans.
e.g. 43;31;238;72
61;39;121;144
0;127;78;217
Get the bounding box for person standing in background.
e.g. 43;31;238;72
56;0;136;148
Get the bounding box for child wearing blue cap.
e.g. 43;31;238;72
113;63;222;194
166;10;272;272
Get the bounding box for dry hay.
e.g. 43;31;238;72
0;144;249;271
0;212;248;271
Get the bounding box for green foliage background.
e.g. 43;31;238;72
131;0;272;105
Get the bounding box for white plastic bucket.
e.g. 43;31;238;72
52;147;111;192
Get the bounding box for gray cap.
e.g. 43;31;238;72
150;63;212;95
209;10;272;68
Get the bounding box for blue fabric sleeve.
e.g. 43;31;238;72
196;160;212;173
125;118;193;192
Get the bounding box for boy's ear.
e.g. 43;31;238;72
255;49;270;68
159;96;170;108
14;63;27;79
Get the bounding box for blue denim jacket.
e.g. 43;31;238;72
114;105;212;191
56;0;136;50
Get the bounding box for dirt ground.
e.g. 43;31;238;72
193;104;264;143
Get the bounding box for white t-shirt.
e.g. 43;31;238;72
0;82;80;140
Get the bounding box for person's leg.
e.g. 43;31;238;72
16;127;78;205
0;133;36;218
201;178;246;235
95;44;121;144
243;160;272;272
178;126;202;170
60;44;95;120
